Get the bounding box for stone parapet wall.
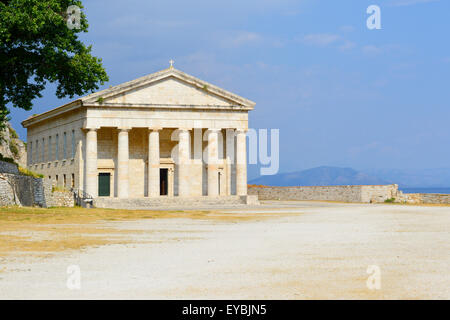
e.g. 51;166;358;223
415;193;450;204
0;173;74;207
46;190;75;207
248;184;450;205
0;173;42;206
248;184;399;203
0;160;19;174
93;195;259;209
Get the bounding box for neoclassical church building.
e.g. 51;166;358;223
22;64;256;206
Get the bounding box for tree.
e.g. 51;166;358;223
0;0;108;130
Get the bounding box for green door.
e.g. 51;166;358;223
98;173;110;197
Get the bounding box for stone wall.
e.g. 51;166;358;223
248;184;399;203
93;195;258;209
0;172;74;207
248;184;450;204
46;190;75;207
0;160;19;174
0;172;43;206
414;193;450;204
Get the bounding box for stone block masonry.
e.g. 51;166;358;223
0;160;19;174
248;184;450;204
0;172;45;206
93;195;259;209
248;184;399;203
0;161;74;207
415;193;450;204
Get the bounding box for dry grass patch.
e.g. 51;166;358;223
0;206;293;258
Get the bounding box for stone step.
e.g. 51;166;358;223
93;195;259;209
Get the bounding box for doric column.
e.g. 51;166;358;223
148;128;161;197
225;129;236;195
236;129;247;196
117;128;130;198
207;129;219;196
85;128;98;197
178;128;190;197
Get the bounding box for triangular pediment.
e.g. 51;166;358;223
82;68;255;109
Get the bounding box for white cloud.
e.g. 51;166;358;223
301;33;342;47
340;25;355;33
388;0;440;6
362;45;384;55
299;33;356;52
339;41;356;51
362;44;402;56
221;31;283;48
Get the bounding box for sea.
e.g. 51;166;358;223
400;187;450;194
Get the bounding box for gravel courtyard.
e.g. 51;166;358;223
0;201;449;299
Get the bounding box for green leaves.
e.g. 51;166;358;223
0;0;108;126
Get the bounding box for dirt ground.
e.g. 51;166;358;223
0;201;449;299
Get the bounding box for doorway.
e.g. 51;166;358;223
98;173;111;197
160;168;168;196
218;172;221;195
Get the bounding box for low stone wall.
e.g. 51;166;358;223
0;160;19;174
94;195;259;209
0;173;74;207
248;184;399;203
248;184;450;204
414;193;450;204
0;172;43;206
45;188;75;207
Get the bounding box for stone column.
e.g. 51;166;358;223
85;128;98;197
117;128;130;198
207;129;219;196
225;129;235;195
148;128;161;197
178;129;190;197
236;129;247;196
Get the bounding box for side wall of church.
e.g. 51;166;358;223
26;109;85;191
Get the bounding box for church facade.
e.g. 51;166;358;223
21;66;255;201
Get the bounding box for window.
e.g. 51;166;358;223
42;138;45;162
71;130;75;158
29;142;32;164
55;175;59;185
48;136;52;161
35;140;38;163
63;174;67;188
71;173;75;188
55;134;59;160
63;132;67;159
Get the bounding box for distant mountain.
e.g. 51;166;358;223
249;166;388;186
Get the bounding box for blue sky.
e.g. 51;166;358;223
9;0;450;179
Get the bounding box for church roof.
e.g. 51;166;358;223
22;66;255;127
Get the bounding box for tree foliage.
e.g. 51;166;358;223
0;0;108;130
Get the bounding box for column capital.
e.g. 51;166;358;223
83;127;99;132
206;128;221;136
117;127;131;132
148;127;162;132
235;129;248;134
178;127;192;132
